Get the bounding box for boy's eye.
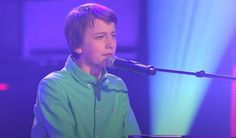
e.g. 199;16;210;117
112;34;116;38
95;35;104;39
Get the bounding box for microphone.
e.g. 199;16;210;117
106;56;156;75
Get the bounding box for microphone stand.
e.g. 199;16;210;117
108;57;236;80
147;65;236;80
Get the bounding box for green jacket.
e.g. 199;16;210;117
31;56;140;138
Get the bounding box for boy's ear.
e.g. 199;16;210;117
74;47;82;54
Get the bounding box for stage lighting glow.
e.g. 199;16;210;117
0;83;9;91
230;65;236;136
148;0;236;135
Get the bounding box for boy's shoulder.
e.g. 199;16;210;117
106;73;127;91
106;73;123;82
40;68;71;85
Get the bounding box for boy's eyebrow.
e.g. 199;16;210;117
94;32;106;35
94;31;116;35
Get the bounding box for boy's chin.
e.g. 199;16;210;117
99;59;110;68
93;62;106;69
99;62;108;68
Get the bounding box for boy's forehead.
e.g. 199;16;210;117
86;19;116;32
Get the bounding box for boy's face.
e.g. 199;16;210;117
75;19;116;68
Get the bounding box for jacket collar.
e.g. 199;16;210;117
64;55;108;88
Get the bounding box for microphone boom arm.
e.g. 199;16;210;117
153;67;236;80
108;56;236;80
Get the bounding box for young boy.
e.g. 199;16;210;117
31;3;140;138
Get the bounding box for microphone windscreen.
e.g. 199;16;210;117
105;56;116;67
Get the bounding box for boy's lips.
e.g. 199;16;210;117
103;53;114;57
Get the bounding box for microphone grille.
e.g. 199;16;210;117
106;56;116;67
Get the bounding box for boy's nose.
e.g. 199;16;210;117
105;38;116;49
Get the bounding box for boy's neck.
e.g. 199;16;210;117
75;58;102;80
